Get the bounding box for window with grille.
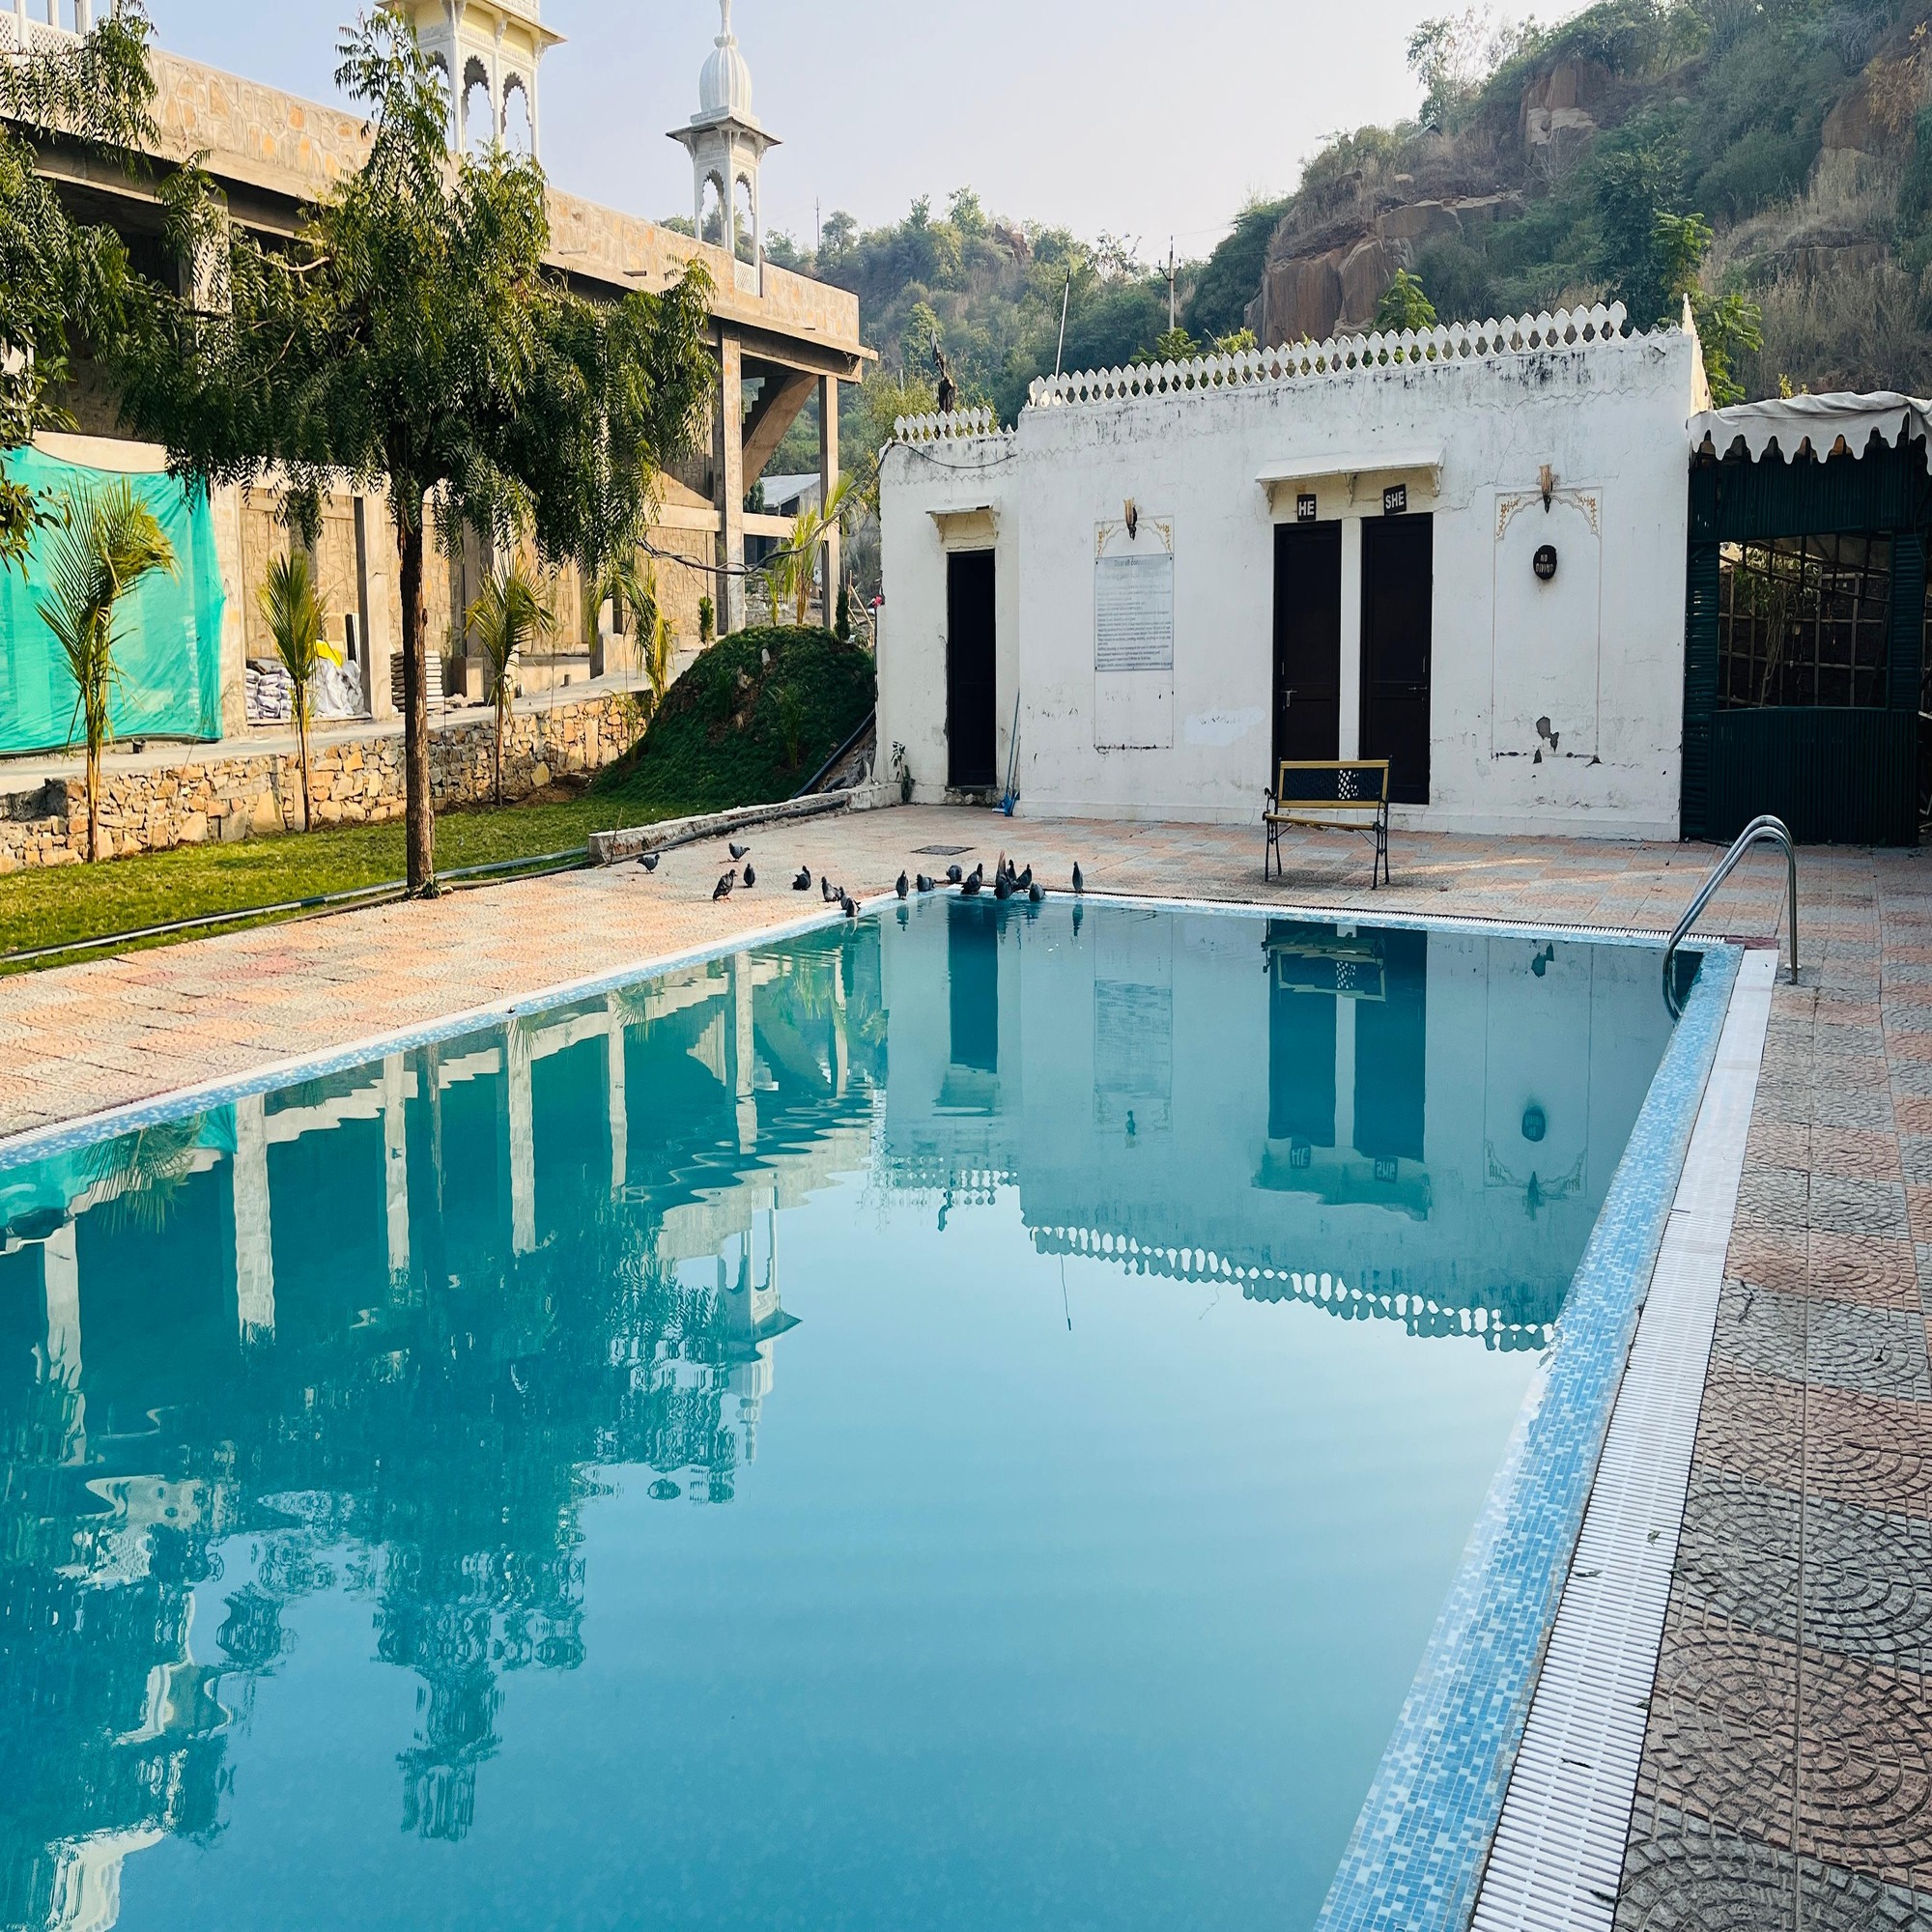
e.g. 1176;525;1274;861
1717;534;1891;710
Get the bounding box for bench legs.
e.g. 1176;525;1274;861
1374;809;1390;889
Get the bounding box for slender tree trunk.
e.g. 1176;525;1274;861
297;708;313;834
85;730;100;864
396;513;436;894
494;691;505;807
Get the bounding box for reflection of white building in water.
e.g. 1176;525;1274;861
880;900;1673;1344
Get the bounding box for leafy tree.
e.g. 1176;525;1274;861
38;479;176;863
642;607;676;717
260;548;341;832
1376;270;1439;333
1151;327;1198;363
1182;195;1290;344
1591;127;1689;324
467;560;553;805
0;4;157;571
111;15;713;895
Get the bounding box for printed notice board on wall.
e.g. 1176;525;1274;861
1095;553;1174;672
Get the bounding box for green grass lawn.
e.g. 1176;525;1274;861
0;792;669;962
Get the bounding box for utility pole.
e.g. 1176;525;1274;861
814;197;821;257
1167;238;1177;334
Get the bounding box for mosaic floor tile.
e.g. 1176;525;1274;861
1616;1803;1798;1932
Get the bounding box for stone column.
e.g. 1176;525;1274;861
507;1025;536;1257
43;1222;79;1386
819;374;841;624
1339;516;1364;761
1334;991;1357;1155
606;996;629;1198
714;331;746;634
830;949;849;1098
383;1055;411;1283
234;1094;275;1342
727;953;757;1153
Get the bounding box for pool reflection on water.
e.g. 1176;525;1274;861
0;899;1676;1932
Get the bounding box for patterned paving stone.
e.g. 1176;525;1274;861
1638;1600;1801;1847
1806;1300;1932;1403
1797;1647;1932;1889
1802;1384;1932;1522
1809;1177;1913;1242
1712;1282;1811;1383
1616;1802;1799;1931
1809;1234;1923;1312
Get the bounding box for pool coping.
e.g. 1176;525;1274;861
1470;947;1776;1931
0;885;1747;1931
1312;931;1744;1932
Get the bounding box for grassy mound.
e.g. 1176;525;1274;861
596;626;875;814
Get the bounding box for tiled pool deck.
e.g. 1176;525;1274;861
3;804;1929;1927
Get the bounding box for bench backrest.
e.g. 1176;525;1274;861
1274;759;1390;808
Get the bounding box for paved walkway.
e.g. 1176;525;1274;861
4;802;1930;1925
1618;853;1932;1929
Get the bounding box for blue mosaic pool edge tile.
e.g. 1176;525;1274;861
1312;942;1743;1932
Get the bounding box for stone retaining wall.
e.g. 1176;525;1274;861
0;694;639;871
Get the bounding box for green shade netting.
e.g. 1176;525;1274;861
0;446;226;756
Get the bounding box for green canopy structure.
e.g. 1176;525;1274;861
0;446;226;757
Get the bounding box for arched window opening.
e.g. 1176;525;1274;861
462;58;494;156
733;175;756;265
501;75;532;156
700;174;727;249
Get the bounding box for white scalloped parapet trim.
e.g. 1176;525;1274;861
1024;301;1634;413
892;405;1009;445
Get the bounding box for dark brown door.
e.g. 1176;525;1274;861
947;550;998;789
1362;515;1433;806
1273;523;1342;775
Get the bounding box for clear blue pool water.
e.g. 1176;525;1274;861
0;899;1678;1932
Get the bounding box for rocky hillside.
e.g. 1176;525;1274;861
1239;0;1932;400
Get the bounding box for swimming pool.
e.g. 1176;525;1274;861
0;897;1712;1932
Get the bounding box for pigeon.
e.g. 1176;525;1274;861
729;842;750;862
1072;862;1085;894
896;871;909;899
1028;881;1044;904
961;874;982;897
793;867;812;891
996;852;1010;883
821;875;836;902
946;864;964;884
1016;865;1032;890
713;871;735;901
743;864;756;889
916;873;936;894
994;873;1013;901
840;894;859;919
639;851;660;871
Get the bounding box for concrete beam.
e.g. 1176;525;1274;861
742;367;818;485
820;373;841;621
715;331;747;634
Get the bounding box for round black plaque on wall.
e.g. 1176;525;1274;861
1533;544;1558;582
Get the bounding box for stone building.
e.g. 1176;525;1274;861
1;0;867;751
879;305;1706;838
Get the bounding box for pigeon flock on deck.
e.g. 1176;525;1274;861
642;840;1085;920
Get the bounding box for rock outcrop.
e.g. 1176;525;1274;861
1245;194;1521;346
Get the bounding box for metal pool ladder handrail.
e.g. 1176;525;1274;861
1663;814;1798;1016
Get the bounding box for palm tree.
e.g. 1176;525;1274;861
770;475;860;626
642;609;676;718
37;480;177;862
583;548;658;680
467;560;553;804
260;548;341;833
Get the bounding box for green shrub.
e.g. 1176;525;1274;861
595;625;875;813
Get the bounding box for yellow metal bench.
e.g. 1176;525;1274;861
1264;758;1391;888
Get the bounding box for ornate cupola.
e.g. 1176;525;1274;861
668;0;781;281
387;0;563;160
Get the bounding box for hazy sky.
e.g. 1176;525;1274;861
145;1;1557;261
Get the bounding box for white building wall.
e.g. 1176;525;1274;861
879;313;1701;838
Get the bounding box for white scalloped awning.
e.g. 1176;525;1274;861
1690;391;1932;465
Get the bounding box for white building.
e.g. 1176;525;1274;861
878;305;1710;839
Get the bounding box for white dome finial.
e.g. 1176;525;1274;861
697;0;753;120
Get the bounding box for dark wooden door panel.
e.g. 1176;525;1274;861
1273;523;1343;772
947;550;998;789
1362;516;1434;806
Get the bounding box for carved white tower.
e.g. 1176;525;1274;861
387;0;562;160
668;0;781;282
